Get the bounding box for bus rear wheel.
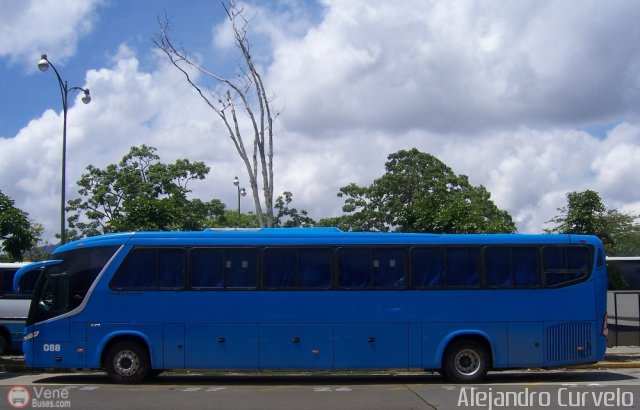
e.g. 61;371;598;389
105;341;150;384
443;339;489;383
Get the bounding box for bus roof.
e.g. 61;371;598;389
49;228;603;254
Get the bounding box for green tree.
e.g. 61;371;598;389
545;190;640;255
334;149;516;233
206;210;260;229
67;145;225;237
274;192;316;228
0;190;38;260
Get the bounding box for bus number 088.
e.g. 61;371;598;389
43;344;61;352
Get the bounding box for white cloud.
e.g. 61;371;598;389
269;0;640;135
0;0;103;67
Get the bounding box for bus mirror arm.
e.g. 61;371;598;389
12;260;63;293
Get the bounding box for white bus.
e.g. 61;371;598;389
607;257;640;346
0;262;39;354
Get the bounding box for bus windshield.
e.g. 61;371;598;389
27;246;119;325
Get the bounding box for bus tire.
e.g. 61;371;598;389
443;339;489;383
104;341;150;384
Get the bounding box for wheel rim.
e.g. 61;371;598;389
113;350;140;377
454;348;481;376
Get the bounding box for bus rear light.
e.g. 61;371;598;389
602;313;608;337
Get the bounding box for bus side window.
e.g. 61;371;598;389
190;248;224;288
264;248;297;288
412;248;446;287
544;246;590;287
225;249;257;289
485;247;539;288
111;248;185;290
373;248;405;288
112;249;157;289
158;249;185;289
513;247;539;286
338;248;371;289
485;248;511;287
19;268;41;295
299;248;332;289
0;269;15;295
447;248;480;287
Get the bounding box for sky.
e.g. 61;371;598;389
1;0;640;244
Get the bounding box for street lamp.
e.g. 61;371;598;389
37;54;91;244
233;176;246;215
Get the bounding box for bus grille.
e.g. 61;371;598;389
545;322;592;364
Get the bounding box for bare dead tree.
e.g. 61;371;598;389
154;1;276;227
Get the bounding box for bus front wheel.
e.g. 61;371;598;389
443;339;489;383
105;341;150;384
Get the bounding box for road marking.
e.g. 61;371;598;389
313;387;352;392
206;387;227;392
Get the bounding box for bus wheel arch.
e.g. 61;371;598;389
102;336;151;384
442;335;492;383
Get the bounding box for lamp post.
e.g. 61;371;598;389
233;176;246;215
37;54;91;244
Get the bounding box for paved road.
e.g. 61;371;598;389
3;369;640;409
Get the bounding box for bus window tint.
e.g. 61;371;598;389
486;248;511;286
544;246;590;287
412;248;446;287
339;249;370;288
447;248;480;286
264;249;297;288
112;249;156;289
513;248;539;286
338;248;405;289
373;248;405;288
263;248;333;290
111;248;185;290
19;268;41;295
190;249;224;288
158;249;185;288
1;269;15;295
485;247;539;287
568;247;589;270
299;248;332;289
225;249;257;288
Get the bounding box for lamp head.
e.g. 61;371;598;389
240;187;246;197
81;89;91;104
37;54;49;72
233;176;239;186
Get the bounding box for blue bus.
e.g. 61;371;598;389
16;228;608;383
0;262;40;355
